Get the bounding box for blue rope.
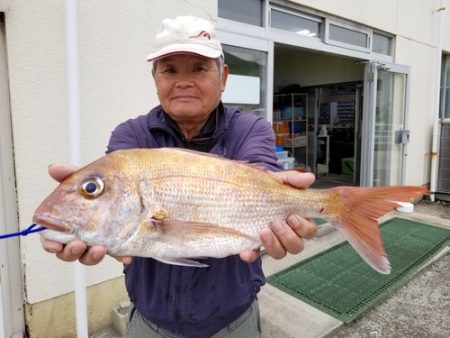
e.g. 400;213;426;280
0;224;47;240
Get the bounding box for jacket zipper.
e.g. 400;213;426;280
174;266;183;333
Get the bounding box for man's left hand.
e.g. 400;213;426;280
239;170;317;262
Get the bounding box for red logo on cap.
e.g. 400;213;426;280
190;31;211;40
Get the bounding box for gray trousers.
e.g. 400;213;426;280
125;299;261;338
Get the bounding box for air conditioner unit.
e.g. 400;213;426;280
436;119;450;201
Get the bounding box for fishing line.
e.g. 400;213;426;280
0;223;47;240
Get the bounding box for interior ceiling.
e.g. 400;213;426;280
274;43;361;63
275;44;312;58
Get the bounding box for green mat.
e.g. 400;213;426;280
267;217;450;323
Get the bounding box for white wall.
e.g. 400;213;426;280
5;0;217;304
396;37;437;185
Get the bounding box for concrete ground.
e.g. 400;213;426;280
92;200;450;338
327;251;450;338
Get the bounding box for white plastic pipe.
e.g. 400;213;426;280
65;1;88;337
430;1;446;202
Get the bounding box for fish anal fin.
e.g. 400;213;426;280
154;257;209;267
330;185;428;274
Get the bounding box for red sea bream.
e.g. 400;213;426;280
33;148;427;274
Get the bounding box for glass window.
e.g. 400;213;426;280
329;24;368;48
441;55;450;118
218;0;263;27
372;32;392;55
270;9;320;38
446;59;450;86
221;45;267;117
325;20;370;52
445;89;450;118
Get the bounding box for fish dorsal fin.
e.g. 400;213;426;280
154;219;259;244
162;147;223;160
160;147;275;178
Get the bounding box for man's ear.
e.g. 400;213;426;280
220;64;229;92
151;61;157;79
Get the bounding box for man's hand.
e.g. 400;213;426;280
239;170;317;263
41;164;132;266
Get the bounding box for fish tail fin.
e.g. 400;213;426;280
329;185;428;274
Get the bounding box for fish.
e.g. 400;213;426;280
33;147;428;274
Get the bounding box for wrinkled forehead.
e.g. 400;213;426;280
153;53;220;69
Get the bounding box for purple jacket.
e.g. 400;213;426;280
106;104;281;337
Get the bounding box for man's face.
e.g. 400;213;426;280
153;54;228;124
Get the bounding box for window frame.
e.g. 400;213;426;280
324;19;371;53
218;0;265;27
440;54;450;119
269;5;322;41
372;31;394;56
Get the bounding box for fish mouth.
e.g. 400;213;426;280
32;213;75;233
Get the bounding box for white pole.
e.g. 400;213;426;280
65;1;88;337
0;288;5;338
430;1;446;201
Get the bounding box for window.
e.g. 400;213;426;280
372;32;392;56
441;55;450;118
221;45;267;116
325;20;370;52
270;8;321;38
218;0;264;27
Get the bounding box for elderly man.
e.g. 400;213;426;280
43;16;316;338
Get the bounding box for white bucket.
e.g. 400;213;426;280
396;202;414;213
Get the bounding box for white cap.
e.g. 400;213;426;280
147;16;224;61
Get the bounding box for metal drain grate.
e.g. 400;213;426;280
267;217;450;323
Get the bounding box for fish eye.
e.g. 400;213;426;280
80;176;104;199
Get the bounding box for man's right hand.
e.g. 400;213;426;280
41;164;132;265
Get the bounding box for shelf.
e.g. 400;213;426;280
273;93;309;167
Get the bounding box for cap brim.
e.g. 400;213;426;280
147;43;222;61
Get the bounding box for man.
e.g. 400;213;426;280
43;16;317;337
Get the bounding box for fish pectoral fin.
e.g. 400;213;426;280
138;220;157;234
154;257;209;267
152;209;168;220
160;220;258;243
135;209;168;236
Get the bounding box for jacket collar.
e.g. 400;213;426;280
147;102;229;142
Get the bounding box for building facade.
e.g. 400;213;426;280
0;1;449;337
